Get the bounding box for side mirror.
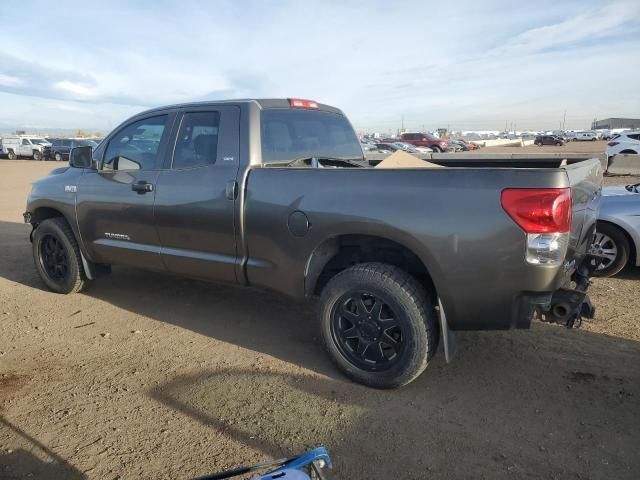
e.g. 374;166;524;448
69;145;95;169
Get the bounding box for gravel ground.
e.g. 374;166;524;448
0;152;639;480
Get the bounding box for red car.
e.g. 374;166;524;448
400;132;449;152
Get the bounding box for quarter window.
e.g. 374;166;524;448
103;115;167;171
173;112;220;168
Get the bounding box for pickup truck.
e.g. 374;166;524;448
24;98;602;389
3;135;52;160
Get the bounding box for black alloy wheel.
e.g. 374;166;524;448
331;291;405;372
39;234;69;283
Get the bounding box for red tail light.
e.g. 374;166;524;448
607;141;619;147
501;188;572;233
288;98;319;109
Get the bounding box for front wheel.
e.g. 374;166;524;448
54;152;63;162
33;218;87;293
590;222;630;277
33;150;42;161
430;146;442;153
319;263;437;389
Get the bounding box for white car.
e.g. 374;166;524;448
1;135;52;160
592;182;640;277
606;130;640;158
573;131;598;141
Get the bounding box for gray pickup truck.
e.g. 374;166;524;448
24;99;602;388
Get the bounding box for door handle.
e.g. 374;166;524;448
225;180;238;200
132;181;154;194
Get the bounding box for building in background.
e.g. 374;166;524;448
592;118;640;130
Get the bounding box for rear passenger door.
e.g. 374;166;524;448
154;106;241;283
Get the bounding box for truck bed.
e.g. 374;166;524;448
243;156;602;330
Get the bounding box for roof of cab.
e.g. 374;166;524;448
135;99;343;117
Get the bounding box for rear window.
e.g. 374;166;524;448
261;109;363;163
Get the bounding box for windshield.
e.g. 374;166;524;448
77;139;98;147
261;109;363;163
29;138;48;145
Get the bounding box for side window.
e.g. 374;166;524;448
172;111;220;168
21;139;30;145
103;115;167;171
64;140;72;147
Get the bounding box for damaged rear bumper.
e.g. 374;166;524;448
537;260;596;328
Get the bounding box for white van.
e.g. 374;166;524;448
574;131;598;142
1;135;52;160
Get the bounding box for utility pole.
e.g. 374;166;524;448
562;110;566;131
401;114;404;133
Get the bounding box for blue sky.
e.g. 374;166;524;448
0;0;638;133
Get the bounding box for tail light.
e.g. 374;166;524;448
288;98;319;109
501;188;572;266
607;141;619;147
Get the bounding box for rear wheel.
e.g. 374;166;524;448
7;150;17;160
591;222;630;277
319;263;437;389
33;218;87;293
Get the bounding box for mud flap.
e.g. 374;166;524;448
438;298;456;363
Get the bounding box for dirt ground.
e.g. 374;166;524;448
1;149;639;479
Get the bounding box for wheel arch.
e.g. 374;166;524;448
30;206;103;279
304;234;440;302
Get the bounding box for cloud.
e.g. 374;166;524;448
54;80;97;97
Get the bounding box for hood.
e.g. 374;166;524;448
602;185;638;197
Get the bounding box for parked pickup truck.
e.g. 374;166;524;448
24;99;602;388
3;135;52;160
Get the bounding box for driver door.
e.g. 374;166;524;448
76;113;175;270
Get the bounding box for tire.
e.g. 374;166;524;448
54;152;63;162
32;217;87;294
7;150;17;160
33;150;42;161
591;137;596;141
535;142;543;146
555;142;562;146
430;146;442;153
319;263;437;389
591;222;630;277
